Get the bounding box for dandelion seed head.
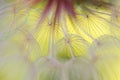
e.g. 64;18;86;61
1;0;120;80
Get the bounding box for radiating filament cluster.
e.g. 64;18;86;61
0;0;120;80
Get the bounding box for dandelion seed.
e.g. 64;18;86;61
89;35;120;79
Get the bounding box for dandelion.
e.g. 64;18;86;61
0;0;120;80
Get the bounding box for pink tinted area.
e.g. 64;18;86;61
22;0;41;6
31;0;41;5
39;0;76;26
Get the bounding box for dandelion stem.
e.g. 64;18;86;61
61;14;76;60
47;27;55;58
